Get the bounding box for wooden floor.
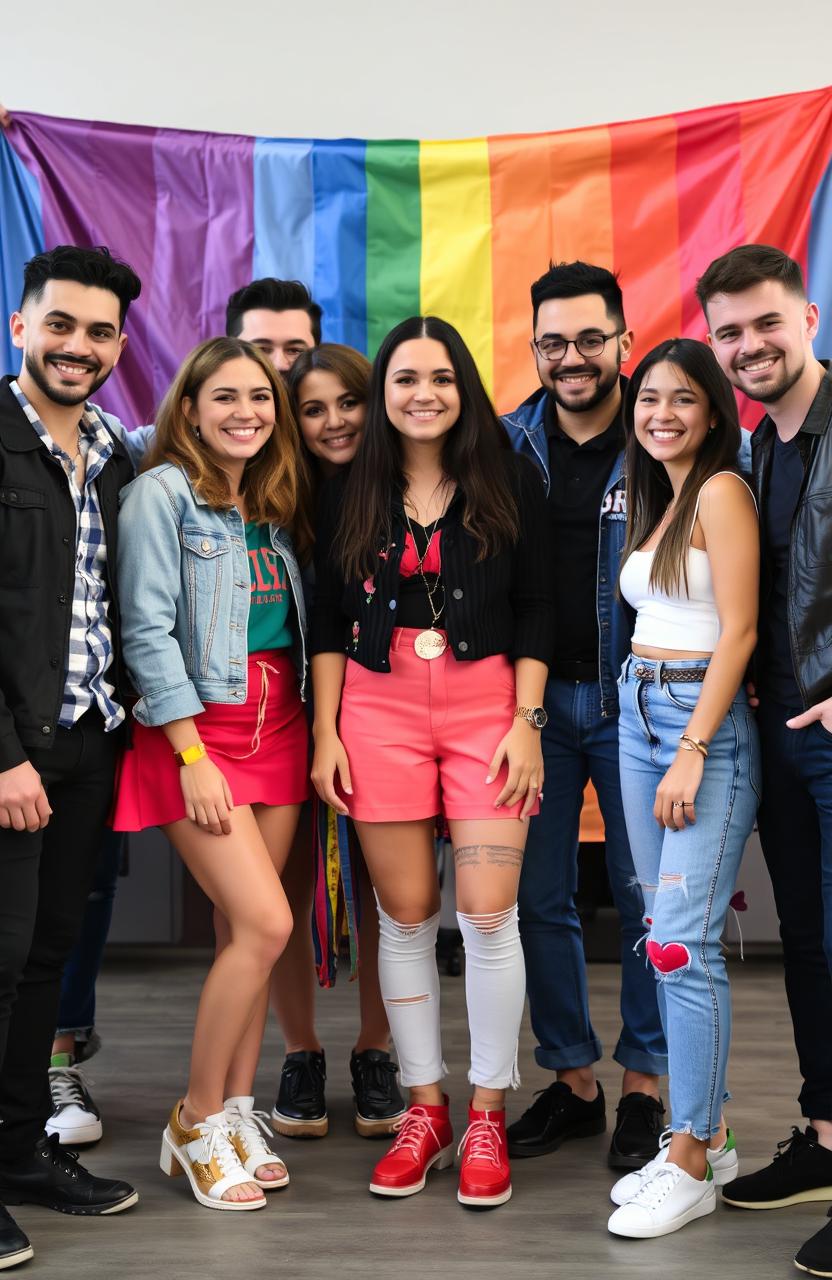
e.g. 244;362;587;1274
17;957;823;1279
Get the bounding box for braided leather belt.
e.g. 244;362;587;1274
632;663;709;684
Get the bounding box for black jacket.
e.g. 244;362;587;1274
310;452;554;670
752;365;832;709
0;376;133;771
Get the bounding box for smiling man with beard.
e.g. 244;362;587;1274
0;246;141;1269
699;245;832;1279
501;262;667;1173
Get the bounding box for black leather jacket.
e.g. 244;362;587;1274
0;377;133;771
752;365;832;709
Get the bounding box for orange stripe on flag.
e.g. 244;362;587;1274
609;113;682;369
489;133;553;415
548;125;614;270
489;125;614;415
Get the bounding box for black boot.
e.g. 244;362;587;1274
0;1134;137;1215
350;1050;406;1137
271;1050;328;1138
0;1205;32;1269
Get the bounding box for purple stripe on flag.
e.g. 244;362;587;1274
150;129;255;407
9;113;159;426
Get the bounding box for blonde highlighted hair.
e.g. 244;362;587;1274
143;337;312;559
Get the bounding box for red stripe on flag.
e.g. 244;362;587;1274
610;113;682;369
739;88;832;279
675;104;746;341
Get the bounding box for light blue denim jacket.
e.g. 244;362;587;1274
117;463;307;727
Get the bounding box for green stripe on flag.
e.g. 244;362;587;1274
365;140;422;357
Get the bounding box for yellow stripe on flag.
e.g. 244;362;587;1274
419;138;494;395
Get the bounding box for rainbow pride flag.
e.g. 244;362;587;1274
2;86;831;427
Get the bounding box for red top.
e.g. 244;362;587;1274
400;529;442;577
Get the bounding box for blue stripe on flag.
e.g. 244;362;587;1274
809;156;832;359
0;134;44;375
253;138;315;289
311;139;367;352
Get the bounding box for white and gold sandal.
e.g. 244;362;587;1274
160;1101;266;1211
225;1096;290;1190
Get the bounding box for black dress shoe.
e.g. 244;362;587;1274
0;1205;33;1269
608;1092;666;1169
723;1127;832;1209
350;1050;406;1138
0;1134;137;1216
795;1207;832;1275
271;1050;328;1138
507;1081;606;1159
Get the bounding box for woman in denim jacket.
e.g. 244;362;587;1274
113;338;311;1213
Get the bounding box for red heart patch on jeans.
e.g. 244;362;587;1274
646;939;691;974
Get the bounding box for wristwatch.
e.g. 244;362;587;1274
515;705;548;730
173;742;207;767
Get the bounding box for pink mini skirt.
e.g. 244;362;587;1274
338;629;540;823
112;650;309;831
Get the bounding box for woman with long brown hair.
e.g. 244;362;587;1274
608;338;760;1238
112;337;310;1211
310;316;553;1209
266;344;405;1142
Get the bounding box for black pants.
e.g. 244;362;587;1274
757;698;832;1122
0;709;117;1160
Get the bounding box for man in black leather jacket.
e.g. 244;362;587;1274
699;244;832;1278
0;246;141;1269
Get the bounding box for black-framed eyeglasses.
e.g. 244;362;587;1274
533;330;623;361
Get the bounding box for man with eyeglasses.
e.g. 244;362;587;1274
501;261;667;1171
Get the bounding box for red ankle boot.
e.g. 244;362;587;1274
457;1104;512;1207
369;1098;454;1198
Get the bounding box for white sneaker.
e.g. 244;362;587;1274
225;1096;290;1190
46;1059;103;1146
610;1128;738;1204
608;1162;716;1238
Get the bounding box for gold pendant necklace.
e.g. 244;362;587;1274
404;507;447;660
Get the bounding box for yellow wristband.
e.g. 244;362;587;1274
174;742;207;767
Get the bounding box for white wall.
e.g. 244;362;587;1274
3;0;830;139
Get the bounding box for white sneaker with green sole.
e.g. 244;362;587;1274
610;1127;738;1205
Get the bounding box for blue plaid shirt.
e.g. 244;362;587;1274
10;381;125;732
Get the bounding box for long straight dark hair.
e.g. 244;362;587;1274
622;338;741;596
335;316;518;580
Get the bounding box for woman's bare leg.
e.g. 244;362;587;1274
267;808;321;1053
164;806;293;1202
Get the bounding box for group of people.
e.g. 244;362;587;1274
0;237;830;1278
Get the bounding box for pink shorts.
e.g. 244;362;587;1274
338;628;540;823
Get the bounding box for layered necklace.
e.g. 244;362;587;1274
403;481;452;660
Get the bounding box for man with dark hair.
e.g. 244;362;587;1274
225;277;322;371
701;244;832;1277
0;245;140;1268
501;261;667;1171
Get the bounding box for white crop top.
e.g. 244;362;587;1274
619;472;755;653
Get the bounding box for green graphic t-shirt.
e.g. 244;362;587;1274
246;522;294;652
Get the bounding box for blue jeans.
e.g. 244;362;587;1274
618;656;760;1140
756;698;832;1120
518;677;667;1076
55;830;124;1038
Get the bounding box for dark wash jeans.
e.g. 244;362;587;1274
756;697;832;1121
56;829;124;1038
0;709;117;1160
518;677;667;1076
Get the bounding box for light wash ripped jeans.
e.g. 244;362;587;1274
617;655;760;1141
